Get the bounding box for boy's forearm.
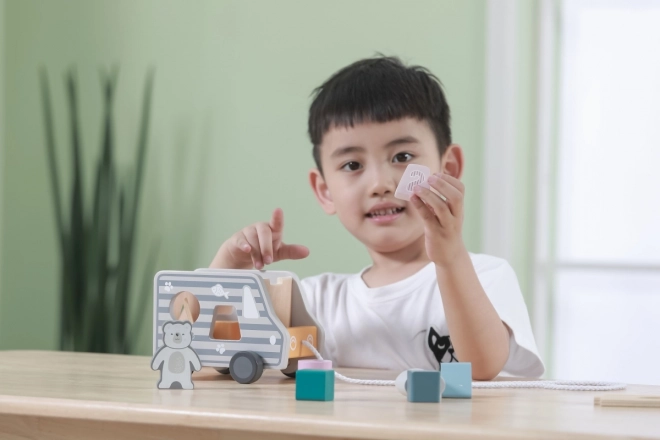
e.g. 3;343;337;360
435;250;510;380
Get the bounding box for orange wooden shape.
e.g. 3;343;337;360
287;326;318;359
211;321;242;340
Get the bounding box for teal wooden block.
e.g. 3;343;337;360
407;370;441;403
441;362;472;398
296;369;334;401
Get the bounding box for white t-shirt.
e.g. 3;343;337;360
301;253;545;377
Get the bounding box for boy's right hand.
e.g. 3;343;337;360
210;208;309;270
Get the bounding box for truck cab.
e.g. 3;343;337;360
153;269;324;383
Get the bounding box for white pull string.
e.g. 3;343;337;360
302;340;394;386
301;341;626;391
472;380;626;391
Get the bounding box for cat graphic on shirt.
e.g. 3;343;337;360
428;327;458;363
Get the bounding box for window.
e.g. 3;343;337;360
209;305;242;341
541;0;660;385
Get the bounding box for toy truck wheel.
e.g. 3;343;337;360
215;367;231;375
281;359;298;378
229;351;264;384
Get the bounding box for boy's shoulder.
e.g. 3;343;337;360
299;270;358;313
300;270;357;293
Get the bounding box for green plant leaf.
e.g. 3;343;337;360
40;69;75;351
44;66;156;354
91;67;118;352
39;69;66;253
65;68;88;349
114;68;155;352
59;233;74;350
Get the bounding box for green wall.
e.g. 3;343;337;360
0;0;488;354
0;0;4;325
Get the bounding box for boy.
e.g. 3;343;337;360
210;56;544;380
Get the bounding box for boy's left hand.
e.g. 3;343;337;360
410;173;468;268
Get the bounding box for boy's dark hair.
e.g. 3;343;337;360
308;55;452;172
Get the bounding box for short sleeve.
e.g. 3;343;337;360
474;255;546;378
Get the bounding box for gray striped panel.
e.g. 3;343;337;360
157;343;281;364
157;307;266;317
157;327;281;340
157;309;267;322
158;286;261;301
158;275;259;286
158;301;265;313
154;272;286;368
156;313;283;344
156;320;276;332
158;296;262;306
191;341;281;352
156;315;276;327
184;342;281;354
197;357;280;366
157;281;262;296
158;327;280;341
196;349;281;362
157;339;282;353
196;351;281;362
158;288;263;300
155;329;282;343
157;336;281;348
155;351;278;365
158;312;215;324
158;297;264;308
157;313;274;327
156;311;265;323
156;336;280;345
158;305;265;319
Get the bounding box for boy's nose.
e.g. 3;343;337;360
369;167;397;196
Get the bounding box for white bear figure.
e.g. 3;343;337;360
151;321;202;389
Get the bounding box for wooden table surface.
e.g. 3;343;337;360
0;351;659;440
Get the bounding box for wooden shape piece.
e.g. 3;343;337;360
263;277;293;327
407;370;441;403
287;326;317;359
441;362;472;398
296;369;334;401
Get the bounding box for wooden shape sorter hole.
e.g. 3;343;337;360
169;291;201;323
209;305;242;341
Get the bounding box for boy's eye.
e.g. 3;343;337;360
393;152;414;163
340;161;362;171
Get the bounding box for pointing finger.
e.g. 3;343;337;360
269;208;284;234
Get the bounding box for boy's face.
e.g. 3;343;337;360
310;117;455;254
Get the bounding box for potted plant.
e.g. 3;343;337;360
40;67;157;354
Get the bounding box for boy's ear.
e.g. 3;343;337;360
309;168;336;215
441;144;464;180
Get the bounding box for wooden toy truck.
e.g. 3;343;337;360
153;269;324;384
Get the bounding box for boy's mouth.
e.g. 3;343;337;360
366;207;405;218
365;206;406;226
